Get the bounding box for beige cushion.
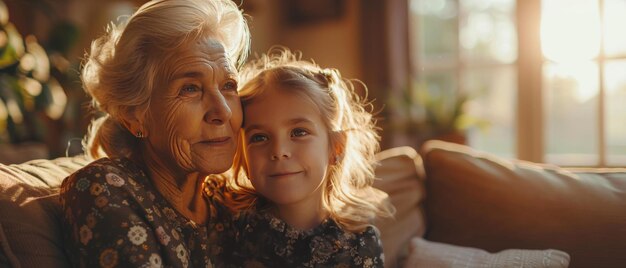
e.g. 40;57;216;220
421;140;626;268
0;156;91;268
373;146;426;268
405;237;570;268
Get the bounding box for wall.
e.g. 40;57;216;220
247;0;363;80
6;0;365;87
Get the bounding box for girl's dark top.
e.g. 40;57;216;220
60;157;384;268
210;210;384;268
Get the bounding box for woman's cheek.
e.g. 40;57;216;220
161;104;192;169
175;136;195;170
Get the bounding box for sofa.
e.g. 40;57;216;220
1;140;625;268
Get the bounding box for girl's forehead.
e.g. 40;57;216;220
243;87;326;127
247;85;324;115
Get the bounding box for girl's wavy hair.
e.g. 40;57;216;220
82;0;250;159
221;48;394;232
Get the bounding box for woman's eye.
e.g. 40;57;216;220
291;128;309;137
249;134;268;143
180;84;201;95
223;80;238;91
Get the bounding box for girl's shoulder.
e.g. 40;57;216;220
243;211;380;242
322;220;381;243
228;212;384;267
361;224;381;238
323;222;384;267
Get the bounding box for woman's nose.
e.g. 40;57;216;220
203;90;232;125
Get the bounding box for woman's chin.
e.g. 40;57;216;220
191;151;235;174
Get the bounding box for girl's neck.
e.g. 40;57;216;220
272;197;328;231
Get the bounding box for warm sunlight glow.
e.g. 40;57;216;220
541;0;601;62
544;62;598;103
604;0;626;56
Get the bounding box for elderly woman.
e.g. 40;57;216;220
59;0;249;267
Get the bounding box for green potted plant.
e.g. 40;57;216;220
0;0;69;163
387;80;489;148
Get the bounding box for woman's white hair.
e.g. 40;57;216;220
82;0;250;159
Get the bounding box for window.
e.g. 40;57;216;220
409;0;517;158
542;0;626;166
409;0;626;166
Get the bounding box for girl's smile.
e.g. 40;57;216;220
242;86;332;210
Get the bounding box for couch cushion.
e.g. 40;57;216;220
421;140;626;268
372;146;426;268
405;237;570;268
0;156;91;268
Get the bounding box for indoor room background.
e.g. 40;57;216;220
1;0;625;168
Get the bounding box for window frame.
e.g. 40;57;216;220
408;0;625;167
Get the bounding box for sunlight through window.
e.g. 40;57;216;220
540;0;601;62
604;0;626;56
410;0;625;166
541;0;626;166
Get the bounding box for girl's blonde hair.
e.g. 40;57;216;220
224;48;394;232
82;0;250;159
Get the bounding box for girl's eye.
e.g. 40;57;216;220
249;134;268;143
291;128;309;137
223;80;238;92
180;84;201;95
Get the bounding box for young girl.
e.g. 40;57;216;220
207;49;395;267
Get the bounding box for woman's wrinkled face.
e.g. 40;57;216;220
143;38;242;176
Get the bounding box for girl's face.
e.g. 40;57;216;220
143;38;242;176
242;87;332;208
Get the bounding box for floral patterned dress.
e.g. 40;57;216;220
60;157;216;268
61;157;384;268
205;181;385;268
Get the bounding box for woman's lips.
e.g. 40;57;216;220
199;136;230;145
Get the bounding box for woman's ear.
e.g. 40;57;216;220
119;106;149;138
329;130;347;164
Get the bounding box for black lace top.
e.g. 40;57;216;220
216;211;384;268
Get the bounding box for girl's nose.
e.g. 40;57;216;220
270;142;291;160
